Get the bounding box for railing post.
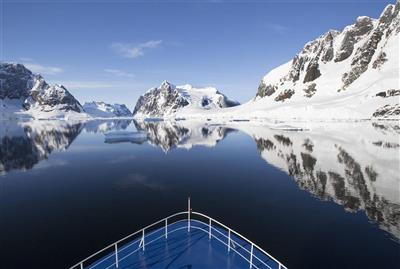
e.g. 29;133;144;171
80;262;84;269
228;229;231;252
209;218;212;239
249;243;254;268
114;243;119;268
165;218;168;239
142;229;145;251
279;263;282;269
188;197;191;232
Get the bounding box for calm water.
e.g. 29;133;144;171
0;119;399;269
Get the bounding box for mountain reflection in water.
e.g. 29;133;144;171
0;119;399;240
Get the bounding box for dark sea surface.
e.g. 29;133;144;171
0;119;399;269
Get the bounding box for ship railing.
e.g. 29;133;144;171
69;203;287;269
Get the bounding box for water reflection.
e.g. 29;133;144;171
0;119;399;240
0;120;82;174
134;120;236;152
133;120;400;240
83;119;132;133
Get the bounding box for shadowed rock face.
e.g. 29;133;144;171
0;121;83;174
303;83;317;98
0;63;33;99
133;81;190;118
335;16;374;62
256;82;277;98
274;89;295;102
303;60;321;83
0;63;83;113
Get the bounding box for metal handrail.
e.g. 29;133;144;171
69;211;188;269
69;200;287;269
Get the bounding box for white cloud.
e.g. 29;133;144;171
264;23;288;34
59;81;115;89
104;68;135;78
23;63;63;75
111;40;163;59
19;57;34;62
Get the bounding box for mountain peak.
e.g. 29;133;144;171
254;2;399;119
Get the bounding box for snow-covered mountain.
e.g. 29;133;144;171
0;63;84;119
133;81;239;118
246;2;399;119
83;101;132;118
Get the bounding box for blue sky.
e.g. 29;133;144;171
1;0;394;109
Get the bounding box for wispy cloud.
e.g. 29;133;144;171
19;57;33;62
23;63;63;75
60;81;115;89
104;68;135;78
263;23;289;34
111;40;163;59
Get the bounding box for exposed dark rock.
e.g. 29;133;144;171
303;83;317;98
365;166;378;182
372;52;387;69
372;141;400;148
335;16;374;62
274;89;295;102
375;89;400;98
303;61;321;83
321;31;336;63
256;81;277;98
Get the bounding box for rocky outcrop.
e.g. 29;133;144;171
0;63;83;114
334;16;374;62
303;83;317;98
303;60;321;83
274;89;294;102
256;81;277;98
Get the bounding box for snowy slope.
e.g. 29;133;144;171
83;101;132;118
133;81;239;118
241;2;400;120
